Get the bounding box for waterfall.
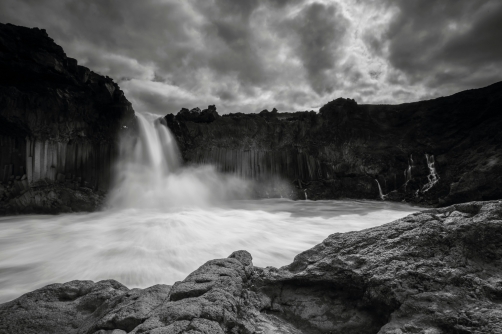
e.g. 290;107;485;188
404;154;413;190
304;189;308;200
422;154;439;192
375;179;386;200
405;155;413;182
106;113;249;209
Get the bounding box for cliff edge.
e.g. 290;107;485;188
0;23;135;214
165;85;502;206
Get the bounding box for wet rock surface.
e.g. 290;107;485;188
164;84;502;206
2;200;501;333
0;23;135;214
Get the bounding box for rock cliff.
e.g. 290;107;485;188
0;23;135;214
164;84;502;206
1;200;501;333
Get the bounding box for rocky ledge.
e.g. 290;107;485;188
1;200;501;334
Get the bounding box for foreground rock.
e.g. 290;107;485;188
0;23;135;214
1;200;502;333
255;200;502;333
165;83;502;205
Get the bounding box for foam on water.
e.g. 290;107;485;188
0;115;420;303
106;113;251;209
0;199;417;303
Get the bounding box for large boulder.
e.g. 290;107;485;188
254;200;502;333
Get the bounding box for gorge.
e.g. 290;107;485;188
1;22;502;213
1;22;502;334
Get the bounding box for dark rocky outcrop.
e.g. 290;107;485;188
2;200;501;333
164;85;502;206
0;23;135;214
254;200;502;334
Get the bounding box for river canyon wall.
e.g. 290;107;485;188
165;84;502;206
1;21;501;212
0;23;135;214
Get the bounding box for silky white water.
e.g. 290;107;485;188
0;114;419;303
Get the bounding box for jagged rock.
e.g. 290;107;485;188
175;105;220;124
254;200;502;333
0;280;129;334
0;250;258;334
0;23;135;214
164;83;502;206
1;201;501;333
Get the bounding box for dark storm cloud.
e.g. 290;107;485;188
283;2;349;94
370;0;502;91
216;89;237;102
0;0;501;113
193;0;269;85
266;0;304;8
0;0;194;77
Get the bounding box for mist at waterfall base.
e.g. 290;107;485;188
0;114;419;303
106;113;255;209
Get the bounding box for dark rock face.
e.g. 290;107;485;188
2;200;501;333
164;85;502;205
255;200;502;333
0;251;257;334
0;23;135;214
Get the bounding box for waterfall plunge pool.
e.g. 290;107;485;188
0;199;419;304
0;114;420;303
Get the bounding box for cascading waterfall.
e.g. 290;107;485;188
422;154;439;192
404;154;413;190
106;113;249;209
375;179;386;200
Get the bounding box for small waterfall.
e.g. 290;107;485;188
304;189;308;200
375;179;386;200
422;154;439;192
404;154;413;190
405;155;413;182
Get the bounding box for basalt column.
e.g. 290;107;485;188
0;23;135;213
165;83;502;206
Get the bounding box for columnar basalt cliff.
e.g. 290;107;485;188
2;200;501;333
165;84;502;206
0;23;135;213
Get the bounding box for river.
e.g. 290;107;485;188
0;114;419;303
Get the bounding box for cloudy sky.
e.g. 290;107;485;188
1;0;501;115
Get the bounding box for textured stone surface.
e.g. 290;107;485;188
0;23;135;214
165;84;502;206
254;200;502;333
0;280;130;334
1;201;501;333
0;251;257;334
